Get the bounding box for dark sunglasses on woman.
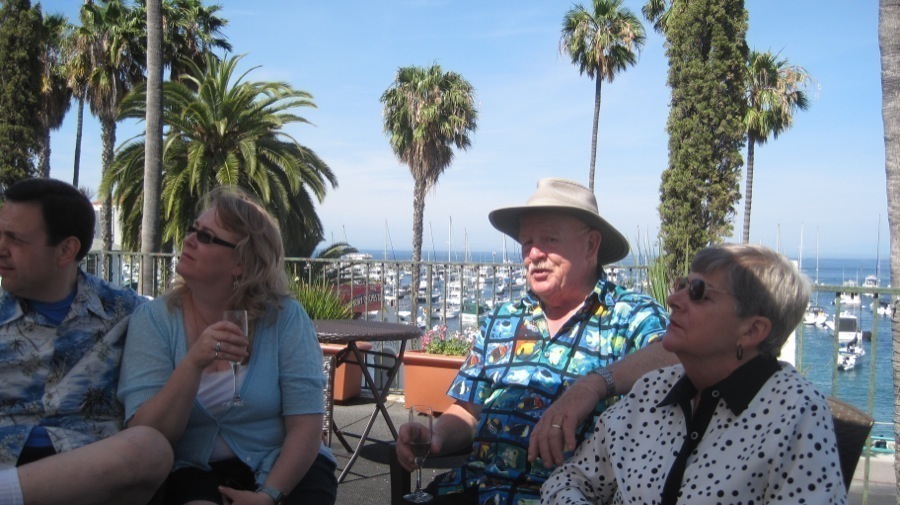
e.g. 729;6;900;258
186;225;237;249
670;276;730;301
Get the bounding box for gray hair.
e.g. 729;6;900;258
691;243;810;358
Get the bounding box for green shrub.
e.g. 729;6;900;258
291;279;352;320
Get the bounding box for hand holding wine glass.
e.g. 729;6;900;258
223;310;249;407
404;405;433;503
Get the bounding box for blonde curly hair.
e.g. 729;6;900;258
169;186;290;324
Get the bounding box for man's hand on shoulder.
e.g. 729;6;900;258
527;374;606;467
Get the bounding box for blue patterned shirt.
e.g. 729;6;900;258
0;270;144;467
434;274;669;505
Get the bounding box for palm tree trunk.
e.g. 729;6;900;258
100;117;116;279
741;135;756;243
588;78;603;191
140;0;164;296
411;178;427;323
38;128;51;178
878;0;900;495
72;96;84;187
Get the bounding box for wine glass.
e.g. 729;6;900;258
404;405;433;503
223;310;249;407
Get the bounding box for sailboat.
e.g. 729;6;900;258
864;215;881;297
803;227;828;326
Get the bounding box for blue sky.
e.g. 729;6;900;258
38;1;885;260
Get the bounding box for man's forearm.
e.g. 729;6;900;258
432;402;480;455
584;341;678;399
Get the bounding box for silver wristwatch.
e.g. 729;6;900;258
588;366;616;397
256;485;286;505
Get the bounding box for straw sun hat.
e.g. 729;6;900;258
488;178;629;265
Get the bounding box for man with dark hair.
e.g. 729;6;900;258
0;178;172;505
3;177;97;260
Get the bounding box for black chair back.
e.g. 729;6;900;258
829;396;874;490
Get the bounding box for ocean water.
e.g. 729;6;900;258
795;256;894;438
361;250;896;438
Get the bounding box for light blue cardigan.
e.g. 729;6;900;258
117;295;332;485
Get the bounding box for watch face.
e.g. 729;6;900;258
259;487;285;504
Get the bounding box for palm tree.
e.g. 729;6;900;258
641;0;674;34
62;9;91;188
36;13;72;178
140;0;163;295
878;0;900;488
77;0;146;259
380;63;478;318
561;0;645;191
741;50;813;243
157;0;230;81
100;54;337;258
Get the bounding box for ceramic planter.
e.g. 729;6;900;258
401;351;465;414
321;342;372;403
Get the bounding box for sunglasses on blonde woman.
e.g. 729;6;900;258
671;277;730;301
186;225;237;249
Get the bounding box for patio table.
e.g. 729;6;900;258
313;319;421;483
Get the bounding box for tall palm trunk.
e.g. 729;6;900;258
72;96;84;187
741;134;757;243
140;0;163;296
100;117;116;278
878;0;900;495
588;78;603;191
410;178;427;322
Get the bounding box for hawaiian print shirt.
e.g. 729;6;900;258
433;274;669;505
0;270;144;467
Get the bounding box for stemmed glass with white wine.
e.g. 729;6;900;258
222;310;249;407
404;405;433;503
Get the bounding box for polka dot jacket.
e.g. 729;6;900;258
541;357;847;504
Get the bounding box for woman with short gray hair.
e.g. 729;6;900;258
542;243;846;505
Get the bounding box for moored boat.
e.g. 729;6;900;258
460;302;491;325
837;351;858;371
803;305;828;326
825;312;863;344
871;435;896;454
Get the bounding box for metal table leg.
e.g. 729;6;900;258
336;339;407;483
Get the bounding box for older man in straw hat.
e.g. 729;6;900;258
396;178;677;504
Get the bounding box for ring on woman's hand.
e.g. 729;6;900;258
550;424;562;429
215;341;222;352
214;351;220;360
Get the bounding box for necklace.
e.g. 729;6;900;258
187;295;214;336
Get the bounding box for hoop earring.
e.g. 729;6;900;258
736;344;744;361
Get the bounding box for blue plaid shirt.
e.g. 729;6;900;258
434;273;669;504
0;270;144;467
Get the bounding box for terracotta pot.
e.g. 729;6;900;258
321;342;372;403
402;351;465;414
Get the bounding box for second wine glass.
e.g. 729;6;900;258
223;310;248;407
404;405;433;503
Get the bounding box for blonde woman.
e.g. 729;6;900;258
119;187;336;505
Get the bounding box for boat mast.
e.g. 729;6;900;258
814;227;820;305
448;216;452;263
876;214;881;282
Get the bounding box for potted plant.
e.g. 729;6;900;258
292;279;369;403
402;324;475;414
